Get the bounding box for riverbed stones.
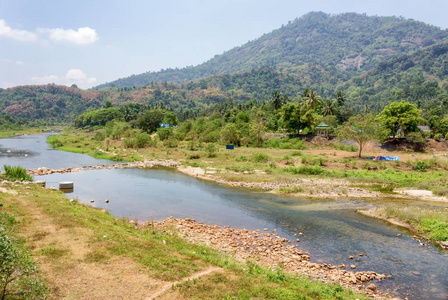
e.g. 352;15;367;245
144;217;389;296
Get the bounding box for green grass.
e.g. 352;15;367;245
376;205;448;242
1;184;369;299
174;261;368;300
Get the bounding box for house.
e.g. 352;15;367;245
417;125;431;134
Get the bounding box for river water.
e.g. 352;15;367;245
1;133;447;299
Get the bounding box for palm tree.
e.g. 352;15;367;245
334;91;345;107
270;91;288;110
321;99;338;116
303;90;321;110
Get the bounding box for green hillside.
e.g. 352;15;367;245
94;12;448;89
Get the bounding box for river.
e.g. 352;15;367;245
1;133;447;299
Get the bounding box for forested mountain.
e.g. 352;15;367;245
94;12;448;89
0;85;103;124
2;12;448;125
344;41;448;113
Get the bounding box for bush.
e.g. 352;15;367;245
47;135;63;148
204;143;218;158
414;161;427;172
263;138;307;150
235;156;248;162
187;154;200;160
284;166;326;175
3;165;33;182
0;213;47;299
163;137;179;148
420;218;448;241
157;128;172;141
252;152;270;163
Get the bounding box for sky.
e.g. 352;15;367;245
1;0;448;89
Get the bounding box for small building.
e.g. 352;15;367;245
315;122;331;137
417;125;431;134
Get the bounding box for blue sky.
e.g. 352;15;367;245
1;0;447;89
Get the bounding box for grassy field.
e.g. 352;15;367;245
0;184;368;299
43;128;448;243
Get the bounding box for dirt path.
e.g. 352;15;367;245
145;267;222;300
13;194;164;299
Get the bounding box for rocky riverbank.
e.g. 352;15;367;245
27;159;180;176
146;217;395;299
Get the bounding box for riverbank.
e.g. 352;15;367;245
25;158;448;247
148;217;392;299
0;183;373;299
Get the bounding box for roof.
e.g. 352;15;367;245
417;125;431;132
315;122;331;129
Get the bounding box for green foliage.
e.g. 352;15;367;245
414;161;428;172
136;109;165;133
123;132;152;149
204;143;218;158
0;213;47;299
284;166;326;175
263;138;307;150
47;135;63;148
3;165;33;182
376;101;425;137
220;123;241;145
252;152;270;163
163;137;179;148
337;114;385;158
157;127;172;141
77;107;123;128
420;219;448;241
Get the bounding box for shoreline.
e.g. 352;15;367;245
147;217;394;299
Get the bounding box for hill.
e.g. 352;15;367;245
344;41;448;113
94;12;448;89
0;85;103;124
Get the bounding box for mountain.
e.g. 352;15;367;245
343;41;448;112
0;85;103;124
94;12;448;89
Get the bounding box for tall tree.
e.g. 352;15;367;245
303;90;321;110
376;101;425;138
337;114;385;158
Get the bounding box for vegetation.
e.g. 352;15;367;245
0;184;368;299
2;165;33;182
0;212;47;299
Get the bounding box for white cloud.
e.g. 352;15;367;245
41;27;98;45
0;19;98;45
0;19;37;42
31;69;97;88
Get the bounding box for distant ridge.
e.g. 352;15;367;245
93;11;448;89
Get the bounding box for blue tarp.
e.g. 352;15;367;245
365;155;400;161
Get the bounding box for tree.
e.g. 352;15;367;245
270;91;288;110
302;90;321;110
321;99;338;116
136;110;164;133
220;123;240;145
250;112;267;147
376;101;425;138
281;103;319;133
334;91;345;107
337;114;386;158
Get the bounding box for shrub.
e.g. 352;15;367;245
291;151;302;156
204;143;218;158
3;165;33;182
163;137;179;148
93;131;106;141
414;161;427;172
252;152;270;163
187;154;200;160
157;128;172;141
235;156;248;162
0;213;47;299
420;218;448;241
284;166;326;175
47;135;63;148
